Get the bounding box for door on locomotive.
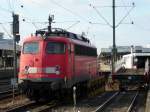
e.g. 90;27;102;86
44;41;67;78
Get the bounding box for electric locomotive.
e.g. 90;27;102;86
18;16;104;101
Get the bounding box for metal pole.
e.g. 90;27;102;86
12;13;17;103
112;0;116;76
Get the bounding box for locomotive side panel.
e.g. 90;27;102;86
74;56;97;81
72;43;97;84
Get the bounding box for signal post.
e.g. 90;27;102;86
12;13;20;103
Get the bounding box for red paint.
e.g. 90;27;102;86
18;36;98;84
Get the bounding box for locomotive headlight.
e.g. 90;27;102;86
55;65;60;75
24;66;29;74
18;78;24;84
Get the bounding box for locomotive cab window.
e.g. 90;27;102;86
23;42;39;54
46;42;65;54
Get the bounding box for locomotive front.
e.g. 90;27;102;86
18;36;68;100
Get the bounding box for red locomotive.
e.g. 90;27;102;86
18;16;104;101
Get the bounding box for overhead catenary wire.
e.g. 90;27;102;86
96;5;133;8
18;3;40;30
115;4;135;28
23;20;83;30
7;0;13;11
7;0;16;13
27;0;43;7
120;0;133;24
66;21;80;30
17;0;81;31
0;23;13;38
17;0;101;35
23;21;48;25
12;0;16;11
0;5;12;13
53;20;80;23
89;22;107;26
24;20;81;24
134;23;150;31
49;0;90;23
92;5;112;8
85;24;95;41
12;13;40;31
89;4;112;28
21;16;39;30
86;26;90;36
23;0;90;23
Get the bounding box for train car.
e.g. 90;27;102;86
113;53;150;90
18;17;105;100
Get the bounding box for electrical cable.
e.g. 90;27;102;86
89;22;107;25
21;16;39;30
19;0;83;29
115;5;135;28
121;0;133;23
8;0;13;11
0;23;13;38
49;0;90;23
66;21;80;30
0;6;12;13
134;23;150;31
89;4;112;28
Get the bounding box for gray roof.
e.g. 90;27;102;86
0;33;21;51
101;46;150;53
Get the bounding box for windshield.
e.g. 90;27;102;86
46;42;65;54
23;42;39;54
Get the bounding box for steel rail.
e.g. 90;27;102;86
6;101;35;112
6;100;58;112
0;89;19;100
126;91;139;112
93;92;119;112
0;89;17;94
28;100;57;112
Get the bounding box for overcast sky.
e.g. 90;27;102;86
0;0;150;53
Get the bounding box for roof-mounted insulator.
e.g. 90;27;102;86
48;14;54;33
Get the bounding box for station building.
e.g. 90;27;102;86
0;32;21;68
99;46;150;72
100;46;150;61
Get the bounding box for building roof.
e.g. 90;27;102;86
123;53;150;57
0;33;21;51
101;46;150;54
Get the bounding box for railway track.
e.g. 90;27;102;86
126;92;138;112
0;90;146;112
2;90;145;112
0;79;10;85
94;91;140;112
5;100;58;112
0;89;19;100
